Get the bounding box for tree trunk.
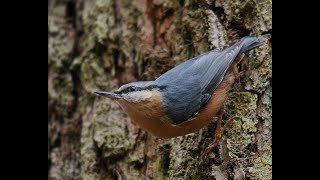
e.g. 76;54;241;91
48;0;272;179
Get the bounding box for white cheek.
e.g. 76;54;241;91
123;91;153;103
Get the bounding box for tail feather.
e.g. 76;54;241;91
240;36;265;54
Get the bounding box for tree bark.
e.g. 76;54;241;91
48;0;272;179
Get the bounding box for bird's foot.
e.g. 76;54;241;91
204;118;234;156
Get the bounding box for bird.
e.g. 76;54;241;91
95;36;264;147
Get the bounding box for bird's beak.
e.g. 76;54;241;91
94;91;122;99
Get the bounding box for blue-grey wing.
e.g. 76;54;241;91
157;41;243;125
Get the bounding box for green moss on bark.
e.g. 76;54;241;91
215;0;272;34
225;92;258;156
168;131;208;179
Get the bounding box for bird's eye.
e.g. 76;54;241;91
129;87;136;92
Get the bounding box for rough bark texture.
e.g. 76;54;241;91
48;0;272;179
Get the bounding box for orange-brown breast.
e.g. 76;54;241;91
118;62;238;139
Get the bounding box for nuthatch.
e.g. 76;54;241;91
95;36;264;140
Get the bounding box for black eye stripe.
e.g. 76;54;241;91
121;86;138;93
118;85;167;94
145;85;166;91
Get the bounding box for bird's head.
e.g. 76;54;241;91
95;81;165;103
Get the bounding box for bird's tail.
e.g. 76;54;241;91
239;36;265;54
